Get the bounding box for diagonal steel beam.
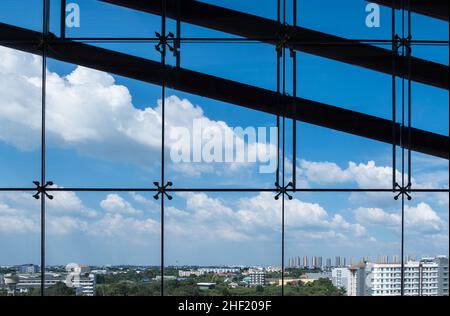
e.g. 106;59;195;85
371;0;449;21
100;0;449;90
0;22;448;159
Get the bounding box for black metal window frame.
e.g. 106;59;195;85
0;0;448;297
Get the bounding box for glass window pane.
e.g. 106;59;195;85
0;47;41;188
298;0;392;40
171;42;276;90
294;123;393;190
405;192;449;296
45;58;161;188
0;0;42;32
296;45;392;119
0;192;40;296
45;191;161;296
198;0;277;21
286;192;400;296
164;192;282;296
165;88;278;189
411;11;449;41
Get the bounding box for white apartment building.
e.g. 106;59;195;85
249;270;266;286
16;273;62;292
178;270;205;277
198;267;240;274
331;267;350;292
348;263;370;296
348;256;449;296
72;273;96;296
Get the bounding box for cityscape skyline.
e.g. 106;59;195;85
3;252;450;268
2;255;448;296
0;0;448;298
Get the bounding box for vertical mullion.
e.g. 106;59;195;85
60;0;66;39
40;0;50;297
292;0;297;190
400;0;406;297
160;0;167;298
276;0;281;189
391;1;397;189
281;0;288;298
176;0;181;68
407;0;412;188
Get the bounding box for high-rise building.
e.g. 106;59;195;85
326;258;332;269
295;256;300;268
311;256;317;269
302;256;309;269
348;263;370;296
317;257;323;269
288;257;294;269
348;256;449;296
335;256;341;267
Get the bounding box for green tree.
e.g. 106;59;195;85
255;285;264;294
45;282;76;296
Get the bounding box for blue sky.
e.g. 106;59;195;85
0;1;448;267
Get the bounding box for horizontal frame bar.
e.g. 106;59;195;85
0;23;448;160
101;0;449;90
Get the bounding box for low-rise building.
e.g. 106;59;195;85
19;264;40;274
178;270;205;277
249;270;266;286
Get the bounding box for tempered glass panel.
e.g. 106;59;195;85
286;192;400;296
169;0;276;39
410;152;449;190
0;0;43;32
392;45;448;190
198;0;277;21
411;43;449;66
170;19;242;39
410;12;449;41
298;0;392;40
406;45;448;150
164;88;278;189
0;46;41;188
171;42;276;91
294;123;393;190
407;79;449;136
164;191;282;296
0;192;40;296
296;45;392;120
46;58;162;188
86;42;162;64
45;191;161;296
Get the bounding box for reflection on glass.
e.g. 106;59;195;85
286;192;401;296
0;193;40;296
44;191;161;296
164;192;282;296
